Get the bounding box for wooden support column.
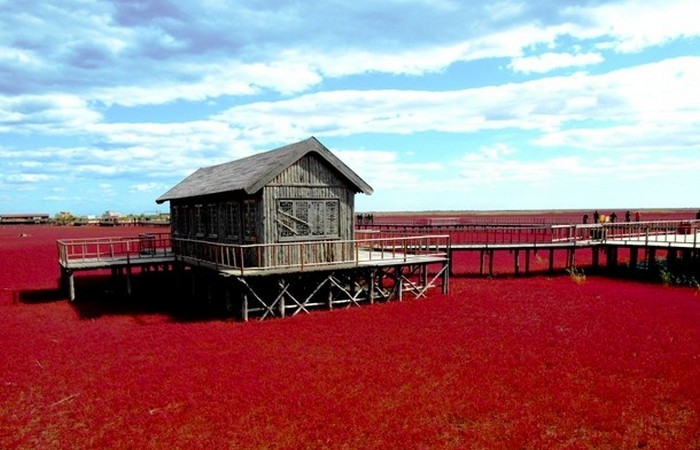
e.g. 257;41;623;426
448;248;454;276
242;293;249;322
67;270;75;302
125;265;132;297
647;248;656;271
278;278;286;318
397;266;404;301
592;247;599;268
607;247;618;270
368;270;376;304
224;285;233;316
565;247;575;269
548;248;555;273
524;249;530;275
442;260;449;294
191;269;197;298
488;250;494;277
514;250;520;276
327;274;334;310
682;249;692;265
629;247;637;270
667;249;677;271
479;250;485;276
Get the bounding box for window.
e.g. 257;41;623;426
223;202;240;241
242;200;257;242
207;204;218;238
171;205;180;235
176;205;189;236
194;205;204;237
277;199;340;241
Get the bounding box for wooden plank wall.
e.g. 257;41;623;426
263;153;356;266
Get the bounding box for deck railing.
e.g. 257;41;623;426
173;234;450;274
357;220;700;248
57;233;172;266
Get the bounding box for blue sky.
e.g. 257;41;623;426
1;0;699;216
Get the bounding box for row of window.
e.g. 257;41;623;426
172;201;256;242
171;199;341;242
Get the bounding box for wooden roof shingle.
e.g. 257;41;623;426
156;137;373;204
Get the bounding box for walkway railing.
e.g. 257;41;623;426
57;233;172;266
173;235;450;274
357;220;700;248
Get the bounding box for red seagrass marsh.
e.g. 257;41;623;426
1;217;700;449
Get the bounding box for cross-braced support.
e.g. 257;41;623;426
232;257;449;320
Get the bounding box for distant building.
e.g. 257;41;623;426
100;211;122;226
0;213;50;224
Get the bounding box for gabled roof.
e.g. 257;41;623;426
156;137;373;204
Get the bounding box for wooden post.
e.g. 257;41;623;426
592;247;599;268
442;260;449;294
67;270;75;302
647;248;656;271
224;285;233;315
479;250;485;275
514;249;520;276
667;249;677;271
397;266;403;301
548;248;555;273
629;247;638;271
607;247;618;270
448;248;454;276
125;255;132;297
242;293;249;322
488;250;494;277
368;270;376;304
278;278;286;318
524;249;530;275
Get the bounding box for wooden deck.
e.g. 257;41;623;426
57;233;451;305
173;235;449;276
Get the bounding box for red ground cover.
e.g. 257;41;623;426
2;224;700;449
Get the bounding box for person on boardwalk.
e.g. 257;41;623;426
610;211;617;223
583;214;589;224
635;211;641;222
625;210;631;222
696;210;700;220
593;210;600;224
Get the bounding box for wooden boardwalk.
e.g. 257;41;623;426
57;233;174;300
57;234;450;315
358;220;700;276
55;221;698;316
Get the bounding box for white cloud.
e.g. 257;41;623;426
215;56;700;152
0;94;101;132
6;173;53;183
574;0;700;53
130;182;169;193
509;52;604;74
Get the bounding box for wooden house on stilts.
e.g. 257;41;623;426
56;138;448;318
151;137;450;319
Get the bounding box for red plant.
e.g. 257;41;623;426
1;222;699;449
